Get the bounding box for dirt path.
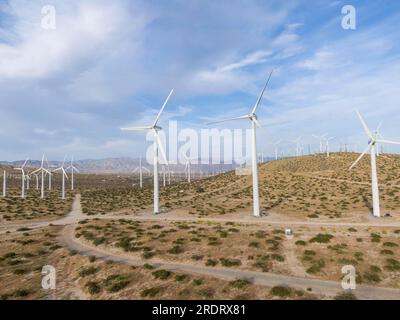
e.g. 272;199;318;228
55;195;400;300
0;194;83;235
282;238;308;278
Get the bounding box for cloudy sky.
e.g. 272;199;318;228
1;0;400;162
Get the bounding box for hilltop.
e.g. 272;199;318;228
80;153;400;223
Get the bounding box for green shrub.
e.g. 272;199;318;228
103;274;130;293
86;281;101;295
152;269;171;280
270;286;292;297
79;266;99;277
205;259;218;266
334;291;357;300
220;258;241;267
167;245;184;254
229;279;251;289
309;234;334;243
141;287;161;298
175;274;189;282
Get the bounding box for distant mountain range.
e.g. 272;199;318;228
0;157;245;174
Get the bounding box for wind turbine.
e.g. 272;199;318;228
53;156;68;199
30;155;51;199
121;89;173;215
208;70;274;217
349;110;400;218
312;134;327;154
14;158;29;198
323;136;335;157
66;156;79;191
293;136;302;157
132;158;150;189
184;156;193;184
274;140;282;160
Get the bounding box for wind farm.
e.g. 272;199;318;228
0;0;400;305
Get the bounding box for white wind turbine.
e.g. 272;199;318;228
312;134;327;154
184;156;194;184
30;155;51;199
208;70;274;217
53;156;68;199
132;158;150;189
349;110;400;218
14;158;29;198
274;140;282;160
66;155;79;191
121;89;173;215
323;136;335;157
292;136;302;157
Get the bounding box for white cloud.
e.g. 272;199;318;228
0;0;149;80
217;50;273;73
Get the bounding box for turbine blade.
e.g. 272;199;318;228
376;120;383;133
153;89;174;127
142;167;150;173
120;126;152;131
349;142;372;170
132;167;139;173
207;115;249;125
22;157;29;168
356;109;373;140
29;168;40;175
376;139;400;146
251;69;274;114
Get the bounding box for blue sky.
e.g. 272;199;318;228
1;0;400;161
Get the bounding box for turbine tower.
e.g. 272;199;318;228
184;156;192;183
274;140;282;160
293;137;302;157
349;110;400;218
121;89;173;215
66;156;79;191
53;156;68;199
132;158;150;189
208;70;274;217
3;170;6;197
323;136;335;157
14;158;29;198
